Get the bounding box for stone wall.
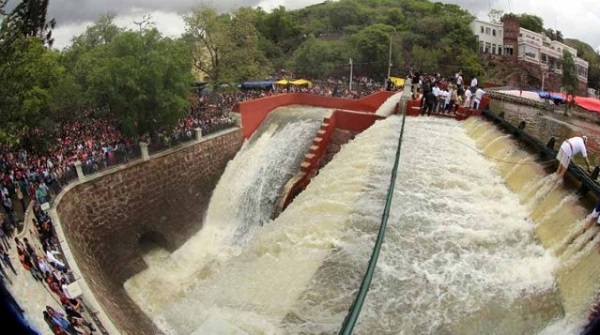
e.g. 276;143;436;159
54;129;244;335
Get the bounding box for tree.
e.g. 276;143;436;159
184;5;271;87
255;6;300;52
411;45;440;74
326;0;370;32
352;24;398;78
221;7;272;82
183;5;227;87
488;9;504;23
0;36;62;144
293;37;349;77
91;29;193;138
561;50;578;114
54;14;124;117
555;30;564;42
0;0;55;47
518;14;544;33
71;13;122;48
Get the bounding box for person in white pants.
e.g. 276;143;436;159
555;136;592;178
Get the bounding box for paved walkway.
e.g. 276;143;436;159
4;203;62;334
4;202;99;334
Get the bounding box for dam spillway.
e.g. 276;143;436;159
119;105;600;334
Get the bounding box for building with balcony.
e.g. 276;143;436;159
471;18;589;85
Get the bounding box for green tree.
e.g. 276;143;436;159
293;37;349;77
326;0;370;32
561;50;578;113
255;6;299;51
0;0;55;47
50;14;123;119
184;5;271;87
352;24;398;78
0;36;62;143
183;5;227;87
71;13;122;48
518;14;544;33
555;30;564;42
221;7;272;82
411;45;440;74
92;29;193;137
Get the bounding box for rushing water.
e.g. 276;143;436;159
120;107;600;335
375;91;404;117
489;100;600;167
123;106;327;316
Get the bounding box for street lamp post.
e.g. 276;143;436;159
541;72;546;91
349;58;353;91
387;35;392;79
386;28;397;80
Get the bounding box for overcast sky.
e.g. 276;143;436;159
32;0;600;51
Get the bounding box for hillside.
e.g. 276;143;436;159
254;0;483;80
253;1;599;90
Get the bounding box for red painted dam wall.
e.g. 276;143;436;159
234;91;393;215
233;91;395;139
276;109;386;213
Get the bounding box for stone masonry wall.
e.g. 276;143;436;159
55;129;244;335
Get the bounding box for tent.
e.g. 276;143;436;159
389;77;405;88
240;81;275;90
575;97;600;114
536;90;565;102
290;79;313;88
275;79;313;88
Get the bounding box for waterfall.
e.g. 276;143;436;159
125;110;598;335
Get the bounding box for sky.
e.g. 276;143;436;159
12;0;600;52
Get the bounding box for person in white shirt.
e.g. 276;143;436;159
456;74;463;87
44;245;66;271
556;136;592;178
473;88;485;110
463;89;473;108
444;87;453;113
470;77;478;88
432;84;440;113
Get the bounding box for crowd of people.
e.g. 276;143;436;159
1;199;97;334
0;76;392;334
407;70;486;116
1;77;385;202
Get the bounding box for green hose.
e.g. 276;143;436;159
338;107;408;335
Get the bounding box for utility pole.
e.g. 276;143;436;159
349;58;353;91
386;28;397;80
387;35;393;79
542;71;546;91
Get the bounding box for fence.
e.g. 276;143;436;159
147;130;197;155
201;121;237;137
81;145;143;176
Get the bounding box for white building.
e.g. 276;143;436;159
471;19;589;83
470;19;506;56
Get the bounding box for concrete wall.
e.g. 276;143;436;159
53;129;244;335
233;92;395;138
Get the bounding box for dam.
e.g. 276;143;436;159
46;93;600;334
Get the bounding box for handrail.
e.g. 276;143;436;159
337;107;408;334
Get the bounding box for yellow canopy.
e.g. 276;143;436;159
290;79;313;88
389;77;405;87
275;79;313;88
